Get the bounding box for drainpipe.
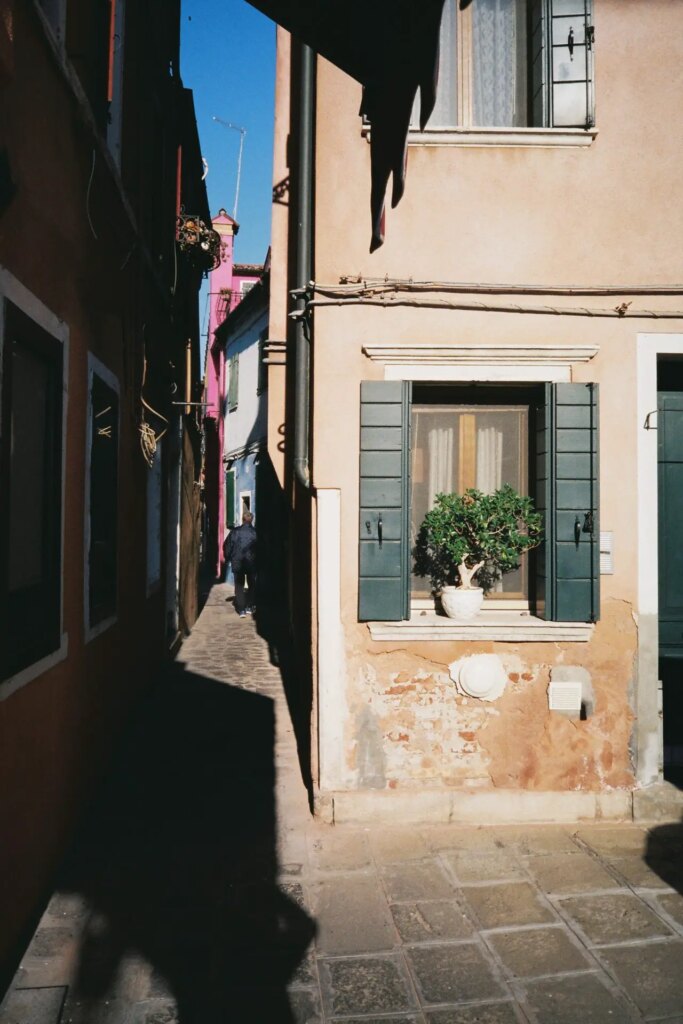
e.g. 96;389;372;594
293;42;315;489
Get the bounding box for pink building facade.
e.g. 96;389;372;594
203;211;263;578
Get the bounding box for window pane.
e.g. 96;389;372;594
2;305;62;678
8;346;48;591
411;404;528;598
473;0;528;127
89;374;119;626
552;0;587;18
552;80;588;125
553;43;587;83
552;14;586;45
411;0;457;127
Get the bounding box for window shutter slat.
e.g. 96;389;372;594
358;380;411;621
535;382;599;622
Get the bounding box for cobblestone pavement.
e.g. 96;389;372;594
3;584;683;1024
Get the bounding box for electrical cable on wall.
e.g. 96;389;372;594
138;349;168;467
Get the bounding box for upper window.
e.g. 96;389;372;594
412;0;594;130
228;353;239;411
1;301;63;679
87;366;119;630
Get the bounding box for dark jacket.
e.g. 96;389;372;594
225;523;257;568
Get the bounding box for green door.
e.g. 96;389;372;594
658;393;683;655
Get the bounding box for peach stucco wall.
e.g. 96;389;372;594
272;2;683;799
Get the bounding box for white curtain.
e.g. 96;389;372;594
476;424;504;590
428;426;454;504
476;426;503;493
411;1;458;128
472;0;519;126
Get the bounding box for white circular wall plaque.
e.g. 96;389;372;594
449;654;507;702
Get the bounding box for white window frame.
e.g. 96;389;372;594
84;353;120;643
360;342;599;641
0;267;69;700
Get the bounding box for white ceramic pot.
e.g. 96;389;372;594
440;586;484;621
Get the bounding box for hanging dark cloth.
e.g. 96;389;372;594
246;0;474;250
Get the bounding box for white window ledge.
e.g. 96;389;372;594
361;124;598;149
406;127;598;148
368;612;594;643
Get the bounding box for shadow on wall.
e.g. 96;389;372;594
252;451;315;809
645;817;683;897
57;663;315;1023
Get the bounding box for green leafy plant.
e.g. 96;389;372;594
415;485;543;592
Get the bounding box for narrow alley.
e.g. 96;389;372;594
2;587;683;1024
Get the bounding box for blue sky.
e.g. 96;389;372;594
180;0;276;267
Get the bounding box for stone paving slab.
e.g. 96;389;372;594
521;973;633;1023
405;942;507;1005
390;902;475;944
598;940;683;1019
312;875;398;953
381;861;458;902
3;584;683;1024
523;851;620;895
559;893;674;945
425;1006;522;1024
319;955;417;1017
486;926;593;978
460;882;556;930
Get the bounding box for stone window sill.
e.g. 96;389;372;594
368;612;594;642
362;124;598;149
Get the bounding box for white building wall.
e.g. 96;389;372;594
224;307;268;456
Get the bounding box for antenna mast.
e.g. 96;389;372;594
212;116;247;221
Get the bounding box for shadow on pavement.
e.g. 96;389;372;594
254;603;314;811
645;815;683;895
57;662;315;1023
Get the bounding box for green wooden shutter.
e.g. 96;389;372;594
531;0;594;129
658;393;683;654
358;380;411;621
226;468;236;528
535;382;599;622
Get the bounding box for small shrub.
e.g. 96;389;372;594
416;485;543;592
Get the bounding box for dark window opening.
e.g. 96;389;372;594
1;302;63;679
89;373;119;627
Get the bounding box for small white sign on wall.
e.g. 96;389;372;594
600;531;614;574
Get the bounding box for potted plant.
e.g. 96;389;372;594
416;485;543;620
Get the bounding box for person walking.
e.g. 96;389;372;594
224;511;257;617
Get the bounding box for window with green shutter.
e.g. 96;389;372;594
358;380;599;624
228;353;239;411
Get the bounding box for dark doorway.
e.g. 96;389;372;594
657;359;683;785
